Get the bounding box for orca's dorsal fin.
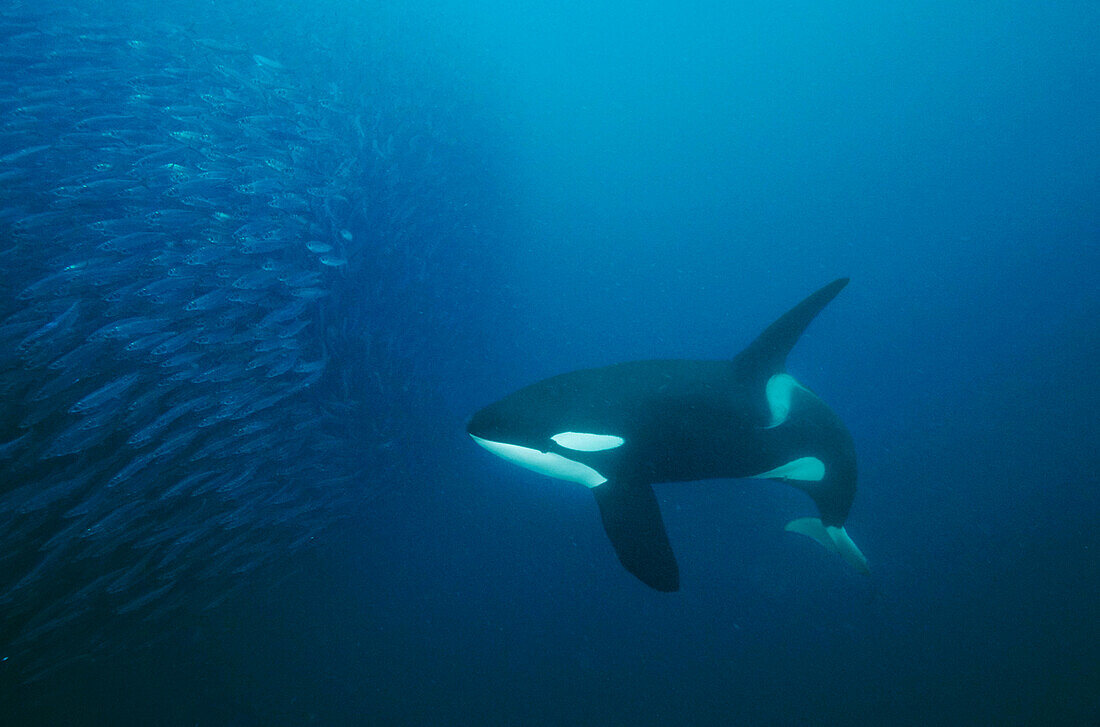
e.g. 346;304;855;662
734;278;849;378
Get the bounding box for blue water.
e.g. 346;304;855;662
4;0;1097;724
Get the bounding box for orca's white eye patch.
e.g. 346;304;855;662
550;432;625;452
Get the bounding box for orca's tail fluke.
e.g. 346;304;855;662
785;517;869;574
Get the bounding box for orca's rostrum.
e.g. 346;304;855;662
467;278;868;591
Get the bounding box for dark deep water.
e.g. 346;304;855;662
1;0;1097;725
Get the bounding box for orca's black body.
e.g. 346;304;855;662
467;279;866;591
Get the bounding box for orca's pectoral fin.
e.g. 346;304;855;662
592;480;679;592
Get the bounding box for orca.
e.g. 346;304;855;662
467;278;868;591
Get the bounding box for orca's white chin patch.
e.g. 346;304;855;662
470;434;607;488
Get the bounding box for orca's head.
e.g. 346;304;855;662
466;390;625;489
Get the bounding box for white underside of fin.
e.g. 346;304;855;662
826;525;870;574
750;456;825;482
784;517;836;552
785;517;869;573
470;434;607;488
764;373;810;428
